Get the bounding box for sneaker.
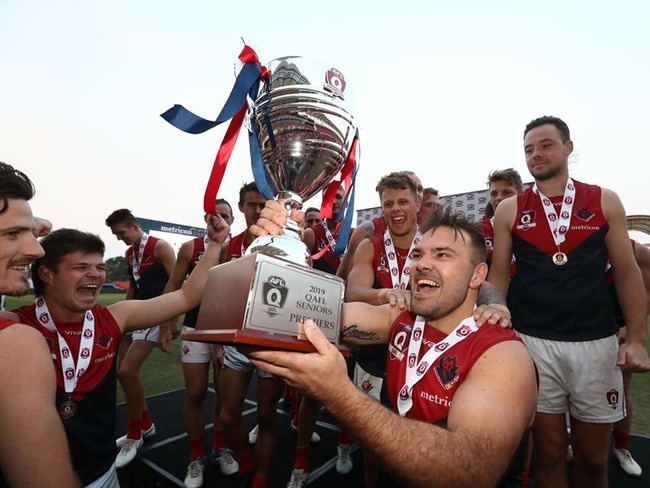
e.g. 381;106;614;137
290;420;321;443
248;424;259;444
614;448;642;477
184;458;204;488
286;468;308;488
116;423;156;449
115;437;143;468
211;448;239;475
336;443;353;475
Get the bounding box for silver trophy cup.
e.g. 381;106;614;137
188;56;355;352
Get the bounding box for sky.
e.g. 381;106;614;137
2;0;649;258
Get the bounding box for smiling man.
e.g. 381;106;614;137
248;207;537;487
1;216;229;487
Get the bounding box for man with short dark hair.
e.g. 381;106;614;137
489;115;650;487
2;216;228;487
0;162;78;487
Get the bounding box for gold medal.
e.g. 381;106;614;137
58;399;77;419
552;251;568;266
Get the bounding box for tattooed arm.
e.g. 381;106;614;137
338;302;398;346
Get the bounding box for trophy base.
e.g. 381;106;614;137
182;328;350;356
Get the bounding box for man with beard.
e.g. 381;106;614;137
489;115;650;488
248;206;536;487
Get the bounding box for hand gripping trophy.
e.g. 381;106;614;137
163;48;357;351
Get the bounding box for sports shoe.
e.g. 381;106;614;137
336;443;353;475
248;424;259;444
184;458;204;488
286;468;308;488
614;448;642;477
115;437;143;468
210;448;239;475
290;420;321;443
116;423;156;449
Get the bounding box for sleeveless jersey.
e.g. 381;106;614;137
379;310;530;488
508;180;617;341
371;215;387;237
310;222;343;275
183;236;207;327
13;304;121;486
127;235;169;299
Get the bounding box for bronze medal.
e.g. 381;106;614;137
58;399;77;419
552;251;568;266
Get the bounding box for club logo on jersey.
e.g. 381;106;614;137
361;379;374;393
435;356;459;388
516;210;537;230
607;389;620;409
575;207;595;222
97;333;113;349
262;275;289;318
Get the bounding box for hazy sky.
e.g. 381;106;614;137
2;0;649;258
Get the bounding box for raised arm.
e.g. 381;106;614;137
110;215;229;332
336;223;372;281
0;324;79;487
487;197;516;296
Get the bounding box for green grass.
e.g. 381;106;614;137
5;294;650;436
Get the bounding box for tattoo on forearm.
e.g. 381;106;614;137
477;282;506;306
340;325;380;342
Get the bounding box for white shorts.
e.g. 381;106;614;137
85;463;119;488
131;325;160;343
353;363;383;402
222;345;273;379
519;332;624;423
181;326;217;364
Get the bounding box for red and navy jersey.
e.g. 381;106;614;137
371;216;387;237
310;222;342;275
508;181;617;341
225;230;249;261
183;236;207;327
13;304;121;486
127;236;169;299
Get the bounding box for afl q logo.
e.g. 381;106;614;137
262;275;289;316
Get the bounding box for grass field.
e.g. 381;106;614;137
5;294;650;436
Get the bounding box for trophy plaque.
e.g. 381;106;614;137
184;54;356;353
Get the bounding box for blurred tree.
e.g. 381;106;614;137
105;256;129;282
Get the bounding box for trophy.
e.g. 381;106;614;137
183;56;356;352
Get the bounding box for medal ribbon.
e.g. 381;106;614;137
383;228;422;289
533;178;575;250
130;233;149;282
397;315;478;416
35;297;95;396
160;45;271;213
